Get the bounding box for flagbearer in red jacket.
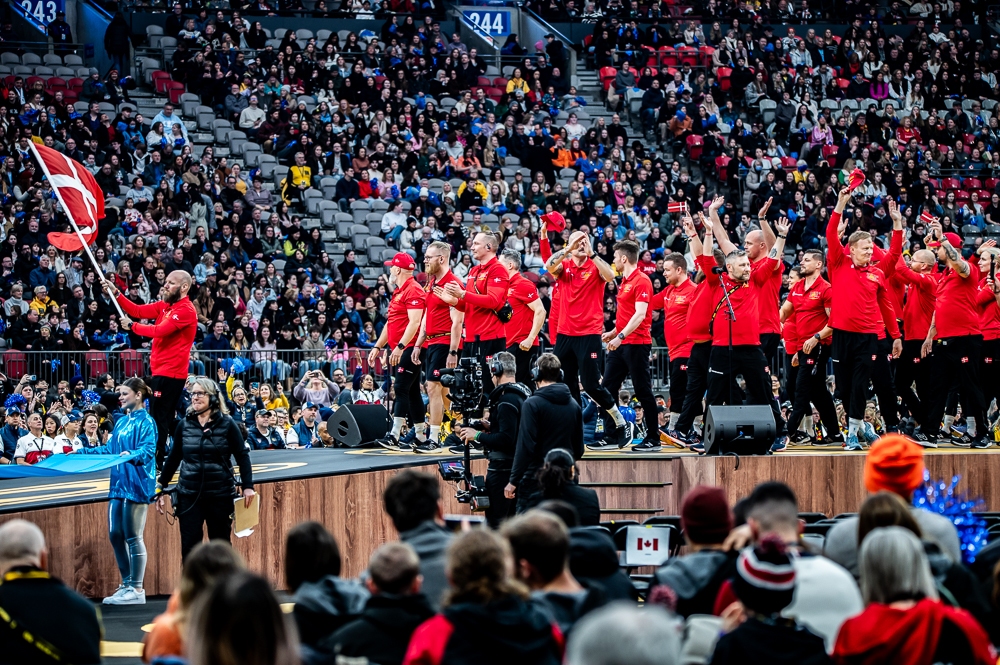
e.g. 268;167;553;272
103;271;198;468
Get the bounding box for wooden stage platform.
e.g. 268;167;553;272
1;445;999;598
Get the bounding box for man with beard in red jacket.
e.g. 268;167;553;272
104;270;197;468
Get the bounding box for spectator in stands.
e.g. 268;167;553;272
833;527;995;664
0;520;102;664
319;542;435;665
285;520;369;648
186;571;299;665
141;540;245;663
824;435;960;578
383;470;453;611
404;529;564;665
566;604;681;665
653;485;736;617
503;511;606;633
534;448;600;525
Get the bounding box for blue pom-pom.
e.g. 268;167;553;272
80;390;101;405
51;359;61;370
4;394;27;409
912;470;988;564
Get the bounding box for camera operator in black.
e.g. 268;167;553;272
457;352;532;527
507;353;584;514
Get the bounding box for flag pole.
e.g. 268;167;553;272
27;142;128;320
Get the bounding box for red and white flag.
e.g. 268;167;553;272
636;537;660;551
666;201;688;214
30;142;105;252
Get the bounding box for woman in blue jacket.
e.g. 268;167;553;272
76;377;157;606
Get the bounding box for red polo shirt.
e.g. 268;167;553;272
934;261;981;339
786;276;832;351
386;276;426;349
699;254;778;347
977;278;1000;341
751;257;783;335
898;267;938;342
556;257;606;336
825;211;901;338
686;273;722;344
505;272;541;346
457;256;509;343
615;268;653;344
423;270;461;346
651;278;696;357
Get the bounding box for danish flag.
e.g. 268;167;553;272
30;142;105;252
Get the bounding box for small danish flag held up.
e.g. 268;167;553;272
30;142;105;252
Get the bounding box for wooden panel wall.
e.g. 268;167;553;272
5;452;1000;599
0;460;488;598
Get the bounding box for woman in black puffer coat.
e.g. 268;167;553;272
156;376;255;562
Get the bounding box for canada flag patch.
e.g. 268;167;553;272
591;352;599;359
680;364;687;371
961;357;969;363
154;391;162;398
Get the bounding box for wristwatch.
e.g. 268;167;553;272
396;342;405;350
448;350;458;356
617;332;626;341
813;333;821;340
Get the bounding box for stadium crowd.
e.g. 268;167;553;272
4;440;1000;665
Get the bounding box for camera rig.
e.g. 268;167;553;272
437;356;490;512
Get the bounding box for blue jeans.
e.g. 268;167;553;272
299;359;322;378
385;225;404;246
108;499;148;589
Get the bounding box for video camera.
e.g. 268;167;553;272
436;356;489;512
438;356;484;418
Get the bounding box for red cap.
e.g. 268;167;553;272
541;211;566;233
384;252;416;270
847;168;866;191
943;232;962;248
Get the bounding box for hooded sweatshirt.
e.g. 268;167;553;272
654;549;737;618
832;598;996;665
403;595;564;665
292;575;370;647
568;527;638;602
510;383;583;493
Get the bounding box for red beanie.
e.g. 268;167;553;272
864;434;925;496
681;485;733;545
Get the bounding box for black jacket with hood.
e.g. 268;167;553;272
510;383;583;493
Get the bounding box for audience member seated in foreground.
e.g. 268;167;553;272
403;529;565;665
714;482;862;652
534;448;600;526
318;542;435;665
824;435;961;578
565;603;681;665
856;491;996;644
709;537;832;665
503;511;607;634
384;470;454;611
652;485;737;617
186;570;299;665
832;527;997;665
537;500;638;602
0;519;103;665
142;541;246;663
286;520;369;649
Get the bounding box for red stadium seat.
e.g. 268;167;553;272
954;190;971;203
493;77;508;88
661;48;679;67
716;66;732;92
686;134;704;160
120;349;144;378
837;78;850;89
46;76;66;90
165;81;185;104
985;178;999;191
965;178;983;191
599;66;616;91
715;155;732;180
67;77;84;92
941;177;961;190
821;145;838;166
86;351;108;377
780;156;798;169
26;76;42;88
2;351;26;379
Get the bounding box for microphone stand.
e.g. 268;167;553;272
720;278;737;405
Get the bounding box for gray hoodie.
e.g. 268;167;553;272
400;521;454;611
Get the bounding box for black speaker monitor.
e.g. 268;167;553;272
703;405;776;455
327;404;390;448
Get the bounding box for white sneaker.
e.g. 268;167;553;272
105;587;146;605
102;585;128;604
